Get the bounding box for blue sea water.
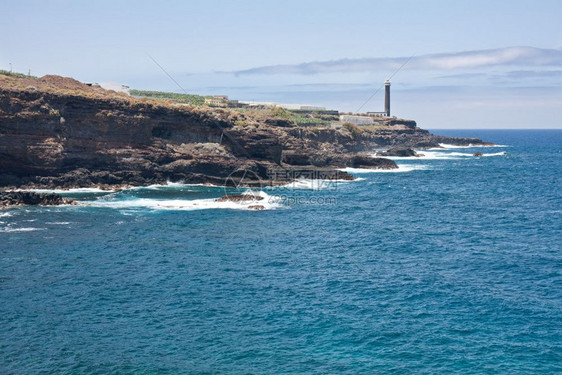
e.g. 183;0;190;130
1;130;561;374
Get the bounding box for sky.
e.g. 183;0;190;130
1;0;561;128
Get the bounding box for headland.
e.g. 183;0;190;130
0;72;492;195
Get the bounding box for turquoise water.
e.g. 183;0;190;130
1;130;561;373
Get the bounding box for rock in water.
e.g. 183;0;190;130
0;191;74;206
377;147;418;157
473;152;483;157
350;156;398;169
215;194;264;202
247;205;266;210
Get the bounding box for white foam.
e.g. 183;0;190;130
19;181;224;194
128;181;218;191
46;222;71;225
436;143;508;149
417;151;471;160
481;151;506;157
19;182;223;195
375;150;506;160
0;212;13;218
374;151;460;160
85;190;281;211
21;187;114;194
0;227;45;233
422;150;506;159
341;164;429;174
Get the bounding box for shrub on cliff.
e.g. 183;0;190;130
269;106;292;120
342;122;362;138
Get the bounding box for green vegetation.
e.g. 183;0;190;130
234;119;248;127
129;89;207;105
360;124;387;132
0;69;37;79
268;106;335;127
130;90;337;127
293;117;330;126
269;106;293;120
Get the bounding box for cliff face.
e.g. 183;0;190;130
0;74;489;188
1;87;236;186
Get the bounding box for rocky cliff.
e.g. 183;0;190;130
0;74;491;189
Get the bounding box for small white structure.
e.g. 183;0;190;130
100;82;130;95
295;105;326;111
367;111;387;117
339;115;374;126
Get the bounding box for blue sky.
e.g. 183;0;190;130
1;0;561;128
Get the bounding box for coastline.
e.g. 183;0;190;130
0;73;493;193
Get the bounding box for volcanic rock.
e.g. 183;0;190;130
377;147;418;157
215;194;264;202
247;205;266;210
0;191;74;206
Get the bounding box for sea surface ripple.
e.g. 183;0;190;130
1;130;561;373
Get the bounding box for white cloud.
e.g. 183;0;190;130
231;47;562;75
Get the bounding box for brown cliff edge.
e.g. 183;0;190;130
0;73;493;190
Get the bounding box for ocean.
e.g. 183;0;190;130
1;130;561;373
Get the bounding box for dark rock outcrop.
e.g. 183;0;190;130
377;147;418;157
215;194;264;202
0;191;74;206
282;151;311;166
349;155;398;169
432;136;494;147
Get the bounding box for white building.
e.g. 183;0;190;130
100;82;130;95
239;101;325;111
339;115;374;126
204;95;229;107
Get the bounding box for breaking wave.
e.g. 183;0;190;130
128;181;218;191
481;151;506;157
21;182;220;195
22;187;114;194
84;191;281;211
375;150;506;160
436;143;508;149
0;227;45;233
341;164;429;174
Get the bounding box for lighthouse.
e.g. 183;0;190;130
384;80;391;117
